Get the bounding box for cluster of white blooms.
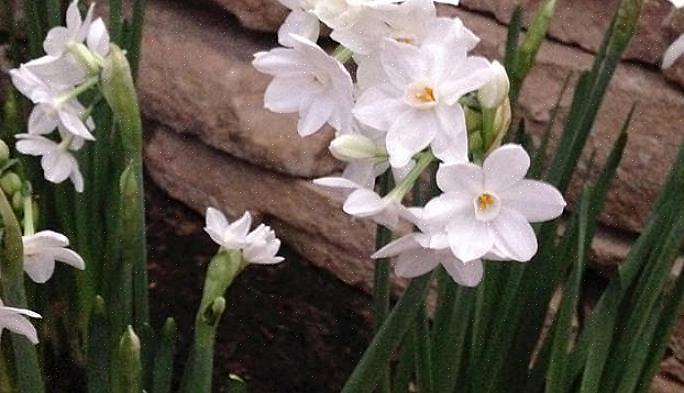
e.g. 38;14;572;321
204;208;284;265
10;0;110;192
665;0;684;69
254;0;566;286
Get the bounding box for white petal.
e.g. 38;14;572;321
380;40;427;90
372;234;421;259
664;34;684;69
24;55;87;87
43;27;70;56
76;4;96;42
65;0;82;35
87;18;111;57
431;104;468;164
278;11;320;47
490;208;538;262
436;162;483;195
69;166;84;192
313;176;362;190
343;189;386;217
16;134;57;156
252;48;309;76
264;76;309;113
23;253;56;284
353;85;405;131
422;192;470;224
50;248;85;270
447;213;493;262
386;109;438;167
394;248;440;278
440;56;495;105
442;257;483;287
28;105;59;135
226;212;253;242
41;150;75;184
205;207;228;234
0;306;41;319
483;144;530;192
58;108;95;140
500;180;566;223
297;92;334;136
24;230;69;248
0;312;39;344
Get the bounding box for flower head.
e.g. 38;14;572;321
0;299;41;345
22;230;85;283
204;208;284;264
252;34;354;136
429;144;566;262
16;132;85;192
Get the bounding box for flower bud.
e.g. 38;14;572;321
11;192;23;213
0;172;22;196
478;61;510;109
0;140;10;164
329;134;381;162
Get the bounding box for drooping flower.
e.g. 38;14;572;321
22;230;85;283
10;66;95;140
204;208;285;264
15;131;86;192
353;30;494;167
0;299;41;345
252;34;354;136
428;144;566;262
372;207;483;286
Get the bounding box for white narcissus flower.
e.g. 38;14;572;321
429;144;566;263
252;34;354;136
43;0;95;57
10;67;95;140
277;0;321;47
204;208;285;264
15;132;85;192
22;230;85;283
353;32;493;167
0;299;41;345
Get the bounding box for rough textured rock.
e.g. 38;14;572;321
208;0;287;32
138;1;340;178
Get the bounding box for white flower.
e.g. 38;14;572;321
204;208;285;264
353;31;493;167
10;66;95;140
253;34;354;136
243;224;285;264
22;230;85;283
43;0;95;57
277;0;321;47
0;299;41;345
428;144;566;262
372;207;483;286
204;208;252;250
478;60;509;109
15;131;85;192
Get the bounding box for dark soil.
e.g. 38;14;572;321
145;180;373;393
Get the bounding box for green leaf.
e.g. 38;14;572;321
413;305;433;393
113;326;142;393
152;318;177;393
87;296;111;393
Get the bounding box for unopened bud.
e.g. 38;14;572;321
329;134;382;162
0;172;22;196
478;61;510;109
11;192;23;212
0;140;9;164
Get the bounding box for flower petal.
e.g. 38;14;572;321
297;92;334;136
394;248;440;278
226;211;253;241
0;312;39;344
490;208;538;262
87;18;111;57
436;162;483;195
43;27;70;56
664;34;684;69
431;104;468;164
386;109;438;168
264;76;309;113
446;213;493;262
440;56;495;105
16;134;57;156
353;85;405;132
278;11;320;47
41;149;75;184
343;189;386;217
372;234;421;259
24;230;69;248
28;105;58;135
442;257;483;287
51;248;86;270
422;192;470;224
23;253;56;284
58;108;95;140
500;180;566;223
380;40;427;90
483;144;530;192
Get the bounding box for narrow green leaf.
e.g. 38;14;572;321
87;296;110;393
152;318;177;393
341;274;433;393
126;0;147;78
114;326;142;393
413;305;433;393
504;5;523;75
392;331;415;393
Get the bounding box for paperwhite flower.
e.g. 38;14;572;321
243;224;285;264
353;33;493;167
0;299;41;345
253;34;354;136
15;132;85;192
428;144;566;262
43;0;95;57
204;208;285;264
10;66;95;140
22;230;85;283
372;206;483;286
277;0;321;47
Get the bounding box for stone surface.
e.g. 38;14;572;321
138;0;341;178
209;0;287;32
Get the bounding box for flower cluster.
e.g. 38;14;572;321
10;0;110;192
254;0;566;286
204;208;284;265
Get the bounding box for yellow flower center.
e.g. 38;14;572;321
478;193;495;210
415;86;436;103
